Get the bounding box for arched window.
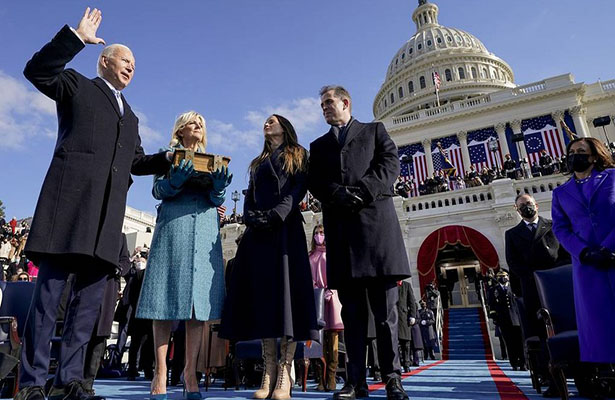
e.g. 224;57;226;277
384;99;387;107
408;81;414;93
458;67;466;79
481;68;487;78
471;67;477;79
420;76;426;89
398;87;404;98
445;69;452;82
390;93;395;104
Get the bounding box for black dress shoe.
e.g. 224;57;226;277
333;383;357;400
63;380;106;400
385;377;409;400
355;383;370;398
14;386;45;400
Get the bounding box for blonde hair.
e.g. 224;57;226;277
169;111;207;152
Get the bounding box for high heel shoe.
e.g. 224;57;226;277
150;394;167;400
183;382;203;399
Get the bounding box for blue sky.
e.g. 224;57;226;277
2;0;614;219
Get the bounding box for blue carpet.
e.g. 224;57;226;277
444;308;488;360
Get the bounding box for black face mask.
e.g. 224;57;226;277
518;203;537;219
567;153;592;173
498;277;509;285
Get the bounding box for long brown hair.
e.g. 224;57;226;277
566;137;615;173
249;114;307;175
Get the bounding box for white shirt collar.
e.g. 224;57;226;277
523;216;539;225
100;77;121;93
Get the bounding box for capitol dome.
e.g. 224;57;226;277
374;0;516;120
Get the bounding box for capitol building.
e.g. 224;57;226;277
127;0;615;306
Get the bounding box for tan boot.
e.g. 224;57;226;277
325;331;339;391
271;338;296;400
253;338;278;399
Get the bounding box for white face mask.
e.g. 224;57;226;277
135;261;146;271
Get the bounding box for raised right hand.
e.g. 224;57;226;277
169;159;195;189
76;7;106;45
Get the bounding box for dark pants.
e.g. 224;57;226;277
83;318;107;391
19;256;108;388
338;280;401;387
500;323;525;368
399;339;411;369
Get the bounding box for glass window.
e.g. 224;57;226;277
427;39;432;46
409;47;413;54
398;87;404;98
408;81;414;93
445;69;452;82
471;67;477;79
418;43;423;50
390;93;395;104
458;67;466;79
420;76;426;89
437;37;442;44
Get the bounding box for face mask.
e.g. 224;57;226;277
518;203;537;219
314;233;325;245
567;153;592;173
498;277;509;285
135;261;146;271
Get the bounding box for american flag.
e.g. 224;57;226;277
467;127;503;171
432;71;441;92
431;135;464;177
522;115;565;167
399;142;428;196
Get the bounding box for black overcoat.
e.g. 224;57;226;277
23;26;169;269
95;233;131;337
308;119;411;288
220;147;319;342
505;216;570;335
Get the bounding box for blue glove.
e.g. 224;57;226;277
211;165;233;192
169;159;195;189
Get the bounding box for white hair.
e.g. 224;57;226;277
97;44;132;77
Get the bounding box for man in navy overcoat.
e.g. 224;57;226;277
17;9;170;400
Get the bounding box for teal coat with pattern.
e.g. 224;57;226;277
136;147;226;321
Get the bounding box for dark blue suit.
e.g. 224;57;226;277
551;168;615;363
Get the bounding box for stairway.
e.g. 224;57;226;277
443;308;490;360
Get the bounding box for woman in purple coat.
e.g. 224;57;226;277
551;137;615;363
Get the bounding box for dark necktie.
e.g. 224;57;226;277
338;125;347;145
528;223;537;233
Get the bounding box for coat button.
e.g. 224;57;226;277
119;121;124;126
118;143;122;148
112;166;118;172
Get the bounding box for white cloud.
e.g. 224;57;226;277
132;109;165;152
207;97;324;153
0;70;56;149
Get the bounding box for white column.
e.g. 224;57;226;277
457;130;472;173
511;119;530;178
570;106;590;138
551;110;568;147
494;123;510;157
423;138;435;177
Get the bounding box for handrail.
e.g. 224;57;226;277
478;280;496;360
435;294;444;359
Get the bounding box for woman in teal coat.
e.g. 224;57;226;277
136;111;232;400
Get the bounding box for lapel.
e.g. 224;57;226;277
264;154;286;191
559;178;586;207
325;126;342;150
589;171;608;203
342;118;365;148
93;77;122;118
514;220;533;241
533;217;550;240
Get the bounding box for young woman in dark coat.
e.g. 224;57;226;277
220;114;318;400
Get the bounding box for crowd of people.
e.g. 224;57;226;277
0;218;35;282
395;150;572;198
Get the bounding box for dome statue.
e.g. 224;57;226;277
374;1;516;120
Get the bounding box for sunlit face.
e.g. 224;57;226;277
320;90;350;125
515;194;538;213
263;115;284;141
569;140;594;160
314;227;324;236
100;47;135;90
177;120;204;145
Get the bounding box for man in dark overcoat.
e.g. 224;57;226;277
487;271;525;371
505;193;570;337
17;9;170;400
308;85;411;400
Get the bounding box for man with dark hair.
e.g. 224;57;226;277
17;8;170;400
309;85;411;400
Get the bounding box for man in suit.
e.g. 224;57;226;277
504;193;569;396
505;194;570;337
17;9;171;400
309;85;411;400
